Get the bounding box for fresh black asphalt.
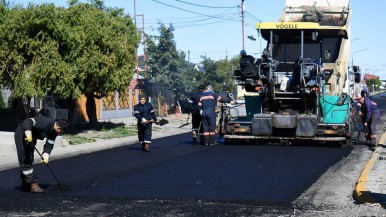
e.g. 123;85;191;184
0;132;352;214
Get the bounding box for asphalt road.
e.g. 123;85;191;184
0;132;359;216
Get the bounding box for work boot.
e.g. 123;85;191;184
369;138;377;151
192;131;197;144
30;182;45;193
20;180;31;192
204;135;210;146
144;143;150;152
199;136;205;146
371;137;377;146
209;135;216;146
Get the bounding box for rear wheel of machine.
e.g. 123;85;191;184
343;120;354;147
343;138;353;147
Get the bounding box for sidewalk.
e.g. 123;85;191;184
0;114;191;171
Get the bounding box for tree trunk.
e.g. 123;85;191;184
86;94;98;127
12;97;28;124
63;97;77;127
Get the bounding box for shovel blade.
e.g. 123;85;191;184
156;119;169;126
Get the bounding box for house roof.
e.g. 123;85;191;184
364;74;379;80
186;61;206;73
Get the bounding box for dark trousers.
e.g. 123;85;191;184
137;123;153;144
191;108;201;133
15;127;37;184
361;117;371;140
202;110;216;132
202;110;217;145
369;115;379;136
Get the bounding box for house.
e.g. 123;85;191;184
364;74;379;81
187;61;206;73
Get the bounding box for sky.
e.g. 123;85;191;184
8;0;386;79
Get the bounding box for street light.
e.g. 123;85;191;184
247;35;256;41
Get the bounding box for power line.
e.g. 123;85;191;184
151;0;239;22
244;2;277;20
245;10;261;22
174;0;239;9
172;12;240;25
172;11;240;27
174;19;238;29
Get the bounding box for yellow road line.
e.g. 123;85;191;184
354;131;386;203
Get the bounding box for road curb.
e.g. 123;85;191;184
353;130;386;204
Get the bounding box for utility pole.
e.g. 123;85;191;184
241;0;245;50
137;14;147;77
134;0;139;80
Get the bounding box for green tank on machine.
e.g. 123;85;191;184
244;95;261;120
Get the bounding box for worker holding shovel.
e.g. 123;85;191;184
14;116;68;193
134;94;158;152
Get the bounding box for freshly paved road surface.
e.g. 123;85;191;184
0;133;354;216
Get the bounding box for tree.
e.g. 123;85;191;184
145;22;238;110
0;89;5;109
61;2;139;125
0;1;139;125
214;57;238;92
0;3;72;120
145;24;186;102
366;78;382;91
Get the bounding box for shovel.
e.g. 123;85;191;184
34;147;71;191
150;118;169;126
178;113;190;128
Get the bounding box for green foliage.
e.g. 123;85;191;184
59;2;139;98
366;78;382;88
200;56;237;93
0;89;5;108
146;24;182;97
0;1;139;102
145;23;237;100
63;125;137;145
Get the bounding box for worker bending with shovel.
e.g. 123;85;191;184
14;116;68;193
198;85;234;146
357;90;380;150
